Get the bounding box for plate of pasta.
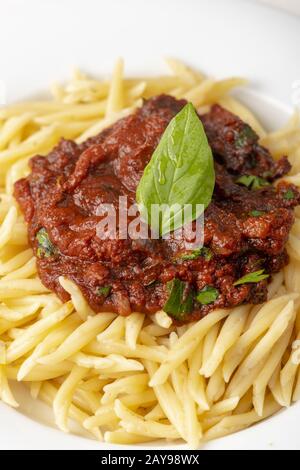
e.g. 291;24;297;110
1;0;300;450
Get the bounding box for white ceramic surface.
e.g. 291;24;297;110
257;0;300;16
0;0;299;450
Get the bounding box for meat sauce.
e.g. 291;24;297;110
14;95;300;323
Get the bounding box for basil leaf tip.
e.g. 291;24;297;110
196;286;219;305
136;102;215;236
234;269;269;286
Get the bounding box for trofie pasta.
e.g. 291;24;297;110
0;58;300;448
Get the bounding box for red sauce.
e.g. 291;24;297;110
14;96;300;323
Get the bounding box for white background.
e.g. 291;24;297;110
258;0;300;15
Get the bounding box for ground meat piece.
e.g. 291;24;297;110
201;104;291;179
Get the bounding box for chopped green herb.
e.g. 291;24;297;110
234;269;269;286
249;210;265;217
236;175;270;190
283;188;295;200
163;278;194;320
196;286;219;305
96;286;111;298
236;175;255;188
181;247;213;261
252;177;270;190
235;125;257;148
36;228;57;258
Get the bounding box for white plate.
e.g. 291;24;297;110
1;0;300;450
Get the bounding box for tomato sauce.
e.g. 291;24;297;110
14;96;300;322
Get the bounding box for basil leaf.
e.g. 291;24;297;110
283;188;295;200
236;175;269;190
180;289;194;314
181;246;213;261
163;278;194;319
196;286;219;305
36;228;57;258
249;210;265;217
136;103;215;236
234;269;269;286
97;286;111;298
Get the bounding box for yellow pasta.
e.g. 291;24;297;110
53;365;88;432
101;374;149;405
182;378;202;448
187;342;210;411
59;277;93;321
222;295;297;383
105;58;124;117
204;395;281;441
253;321;294;415
39;381;102;440
125;313;145;350
200;305;249;378
225;300;295;399
0;365;19;407
37;313;115;365
6;301;74;363
115;399;180;439
16;314;81;380
0;206;18;249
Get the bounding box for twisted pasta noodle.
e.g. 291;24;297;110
253;320;294;416
200;305;249;378
222;295;297;383
53;365;88;432
187;341;210;411
225;300;296;399
125;313;145;350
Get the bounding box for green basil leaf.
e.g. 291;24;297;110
97;286;111;298
234;269;269;286
236;175;269;190
36;228;57;258
249;210;265;217
163;278;194;319
136;103;215;236
283;188;295;200
181;246;213;261
180;289;194;315
196;286;219;305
